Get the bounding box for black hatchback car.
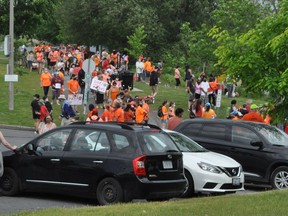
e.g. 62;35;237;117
174;119;288;189
0;122;186;205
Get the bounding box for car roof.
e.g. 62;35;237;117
180;118;268;127
66;121;162;132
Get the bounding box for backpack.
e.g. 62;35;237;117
157;106;164;117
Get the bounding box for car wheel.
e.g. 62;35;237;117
181;170;194;198
271;166;288;189
96;178;124;205
0;168;19;196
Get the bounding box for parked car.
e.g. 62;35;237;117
174;119;288;189
0;122;186;205
164;130;244;197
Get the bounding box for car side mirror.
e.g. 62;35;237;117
250;140;263;148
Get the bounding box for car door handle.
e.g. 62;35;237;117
50;159;60;162
93;160;103;164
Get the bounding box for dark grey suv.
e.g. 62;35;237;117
174;119;288;189
0;122;186;205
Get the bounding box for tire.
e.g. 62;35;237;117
96;178;124;205
181;170;194;198
0;168;19;196
271;166;288;189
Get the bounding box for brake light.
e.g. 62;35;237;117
133;155;147;177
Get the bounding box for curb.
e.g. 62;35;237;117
0;124;34;131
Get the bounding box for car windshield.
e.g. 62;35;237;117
167;131;207;152
255;124;288;146
139;131;180;153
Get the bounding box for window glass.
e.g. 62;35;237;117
70;129;102;152
199;124;226;140
232;126;260;146
95;133;110;153
139;131;179;154
36;129;72;152
253;124;288;146
181;123;202;137
112;133;135;153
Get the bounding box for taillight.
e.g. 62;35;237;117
133;155;146;177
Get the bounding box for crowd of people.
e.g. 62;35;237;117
27;44;168;133
24;43;275;135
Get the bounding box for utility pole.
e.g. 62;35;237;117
8;0;14;110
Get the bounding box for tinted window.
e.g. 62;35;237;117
36;129;72;151
199;124;226;141
180;123;203;136
232;126;261;146
168;132;207;152
139;131;179;154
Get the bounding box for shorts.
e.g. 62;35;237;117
49;61;56;67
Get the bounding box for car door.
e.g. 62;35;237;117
59;128;110;194
19;128;72;191
227;124;269;180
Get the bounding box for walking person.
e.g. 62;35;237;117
174;65;181;88
136;57;144;82
160;100;169;129
40;68;52;98
31;94;41;134
58;95;76;126
51;72;63;105
149;67;159;98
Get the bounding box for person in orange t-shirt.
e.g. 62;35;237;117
109;81;120;102
124;104;135;122
40;68;52;97
242;104;264;123
160;100;169;129
202;102;217;119
135;102;147;124
67;74;80;113
101;104;112;122
112;101;124;122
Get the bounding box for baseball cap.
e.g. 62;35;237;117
250;104;259;109
205;102;211;107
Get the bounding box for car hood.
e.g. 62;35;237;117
183;151;240;167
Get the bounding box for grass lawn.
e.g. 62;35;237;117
0;53;269;127
5;190;288;216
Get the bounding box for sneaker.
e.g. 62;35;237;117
34;130;39;134
51;102;53;105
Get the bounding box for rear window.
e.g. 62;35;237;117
138;131;179;154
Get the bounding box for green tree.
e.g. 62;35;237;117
0;0;57;38
209;1;288;122
126;25;147;61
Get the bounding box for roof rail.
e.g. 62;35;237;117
69;121;161;130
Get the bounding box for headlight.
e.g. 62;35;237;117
197;162;223;174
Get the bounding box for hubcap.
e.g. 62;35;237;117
274;171;288;189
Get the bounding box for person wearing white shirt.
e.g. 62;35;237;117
136;58;144;81
200;77;210;104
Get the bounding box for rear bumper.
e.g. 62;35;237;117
126;178;186;200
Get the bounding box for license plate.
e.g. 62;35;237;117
232;178;240;186
162;160;173;169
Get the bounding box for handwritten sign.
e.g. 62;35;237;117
68;94;83;105
90;78;108;94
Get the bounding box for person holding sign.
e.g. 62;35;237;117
51;72;64;105
67;74;80;113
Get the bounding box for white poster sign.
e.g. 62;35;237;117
68;94;83;105
90;78;108;94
